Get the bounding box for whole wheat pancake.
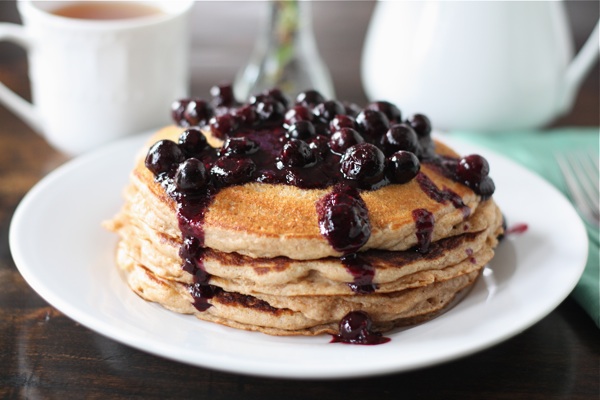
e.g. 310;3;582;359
122;258;482;336
105;86;504;340
107;193;502;295
127;126;483;260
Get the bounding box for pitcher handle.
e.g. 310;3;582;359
0;23;42;132
560;19;600;113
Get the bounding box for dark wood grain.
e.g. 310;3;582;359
0;1;598;399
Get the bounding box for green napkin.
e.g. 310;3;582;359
449;128;599;327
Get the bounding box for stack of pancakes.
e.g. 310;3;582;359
105;125;503;336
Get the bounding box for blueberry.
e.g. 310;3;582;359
338;311;372;342
175;158;208;192
340;143;386;187
355;109;390;142
407;113;432;138
478;176;496;199
286;120;316;140
178;128;207;157
456;154;495;197
295;90;325;107
313;100;345;123
254;98;286;122
456;154;490;185
209;114;238;139
279;139;317;168
183;99;212;127
309;135;330;159
386;151;420;184
248;93;269;105
210;83;235;107
313;123;331;137
328;128;365;155
343;102;362;117
366;101;402;123
145;139;185;175
231;105;257;127
329;114;357;133
317;186;371;253
220;137;259;157
382;123;420;156
210;156;256;187
264;88;289;108
171;99;190;127
284;105;314;127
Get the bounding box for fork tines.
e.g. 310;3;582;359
556;150;600;227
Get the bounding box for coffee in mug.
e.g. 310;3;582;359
51;1;163;21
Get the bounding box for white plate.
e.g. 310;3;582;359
9;132;588;379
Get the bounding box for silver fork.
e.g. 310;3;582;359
556;150;599;227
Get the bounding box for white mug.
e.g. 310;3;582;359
362;1;599;132
0;0;194;155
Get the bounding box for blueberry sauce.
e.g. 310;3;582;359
412;208;435;253
315;184;379;294
156;173;219;311
144;85;497;337
341;253;377;294
330;311;390;345
316;184;371;254
189;280;221;311
506;223;529;235
425;155;495;200
498;216;528;242
416;172;471;218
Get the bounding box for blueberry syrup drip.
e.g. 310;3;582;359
412;208;435;253
416;172;471;218
189;280;222;312
413;172;473;253
179;197;220;311
155;171;221;311
341;253;377;294
331;311;390;345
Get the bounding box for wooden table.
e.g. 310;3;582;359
1;2;598;398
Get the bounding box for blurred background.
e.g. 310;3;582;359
0;0;597;126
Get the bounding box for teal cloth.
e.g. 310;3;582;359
449;128;599;327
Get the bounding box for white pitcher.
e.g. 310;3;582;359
361;1;599;132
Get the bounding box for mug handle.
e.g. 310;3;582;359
0;23;42;132
560;19;600;113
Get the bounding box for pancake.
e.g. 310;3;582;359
127;126;483;260
104;86;504;340
109;192;501;294
122;259;482;336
